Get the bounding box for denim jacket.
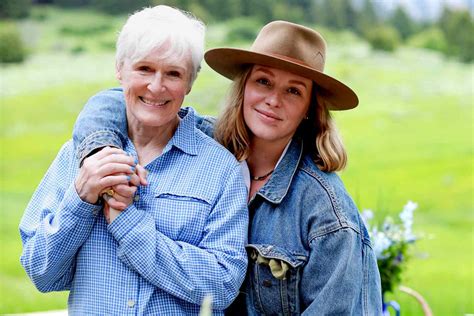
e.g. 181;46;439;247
73;88;382;315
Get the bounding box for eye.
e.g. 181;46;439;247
288;87;302;96
137;66;152;72
256;78;271;86
168;70;182;78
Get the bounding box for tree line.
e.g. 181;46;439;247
1;0;473;63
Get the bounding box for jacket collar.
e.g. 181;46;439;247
257;139;304;204
165;107;199;156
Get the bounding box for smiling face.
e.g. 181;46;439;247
243;65;313;146
117;45;192;132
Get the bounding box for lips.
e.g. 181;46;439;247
140;97;169;107
255;108;282;121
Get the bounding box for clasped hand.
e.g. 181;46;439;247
74;147;147;223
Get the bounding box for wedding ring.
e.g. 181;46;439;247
105;188;115;197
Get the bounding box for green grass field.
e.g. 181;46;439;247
1;7;473;315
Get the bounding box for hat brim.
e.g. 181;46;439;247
205;48;358;110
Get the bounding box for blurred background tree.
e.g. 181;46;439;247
438;7;474;62
0;0;32;19
3;0;470;62
0;23;27;63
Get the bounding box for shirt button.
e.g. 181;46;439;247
134;195;140;202
127;299;135;308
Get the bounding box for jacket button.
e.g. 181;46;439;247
262;279;272;287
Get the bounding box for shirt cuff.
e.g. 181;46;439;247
107;205;146;241
76;130;123;166
62;183;102;218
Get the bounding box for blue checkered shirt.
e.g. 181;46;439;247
20;108;249;315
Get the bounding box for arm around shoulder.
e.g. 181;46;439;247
73;88;128;164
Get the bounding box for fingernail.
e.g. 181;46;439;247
126;175;131;181
131;166;135;172
134;158;138;165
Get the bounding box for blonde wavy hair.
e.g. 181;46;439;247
214;66;347;172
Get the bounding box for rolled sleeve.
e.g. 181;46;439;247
76;130;123;164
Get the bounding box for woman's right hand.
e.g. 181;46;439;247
103;164;148;211
74;147;137;205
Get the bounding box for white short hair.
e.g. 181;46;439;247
116;5;205;86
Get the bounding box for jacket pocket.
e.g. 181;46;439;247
246;244;307;316
153;192;211;245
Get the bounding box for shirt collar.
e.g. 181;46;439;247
257;139;304;204
165;107;199;156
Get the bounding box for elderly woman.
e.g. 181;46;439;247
71;21;382;314
19;6;248;315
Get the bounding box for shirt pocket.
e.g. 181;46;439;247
246;244;307;316
153;192;211;245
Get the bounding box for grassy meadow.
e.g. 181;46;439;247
1;6;473;315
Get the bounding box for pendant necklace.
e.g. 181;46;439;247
251;169;274;181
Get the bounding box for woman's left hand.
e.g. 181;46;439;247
102;163;148;223
103;184;136;223
102;178;139;211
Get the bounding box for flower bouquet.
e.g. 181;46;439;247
361;201;419;295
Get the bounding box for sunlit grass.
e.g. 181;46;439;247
0;6;473;315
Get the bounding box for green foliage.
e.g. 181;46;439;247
53;0;151;14
389;6;416;40
316;0;357;30
53;0;91;8
59;22;112;36
366;25;400;52
438;8;474;62
89;0;151;15
226;17;261;42
408;27;447;52
70;45;86;54
0;0;31;19
378;242;409;293
0;23;27;63
353;0;378;35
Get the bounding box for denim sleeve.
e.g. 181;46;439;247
106;163;249;310
19;141;101;292
301;227;382;315
195;114;216;138
73;88;128;165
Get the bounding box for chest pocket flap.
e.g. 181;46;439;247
246;244;308;315
153;188;212;244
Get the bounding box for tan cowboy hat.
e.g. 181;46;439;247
204;20;358;110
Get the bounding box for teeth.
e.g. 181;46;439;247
141;97;167;106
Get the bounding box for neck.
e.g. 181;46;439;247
127;115;180;165
247;137;290;179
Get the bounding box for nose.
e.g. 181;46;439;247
264;90;281;108
147;73;165;93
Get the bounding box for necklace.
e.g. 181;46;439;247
250;169;274;181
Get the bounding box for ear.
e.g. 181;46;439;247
115;62;122;82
